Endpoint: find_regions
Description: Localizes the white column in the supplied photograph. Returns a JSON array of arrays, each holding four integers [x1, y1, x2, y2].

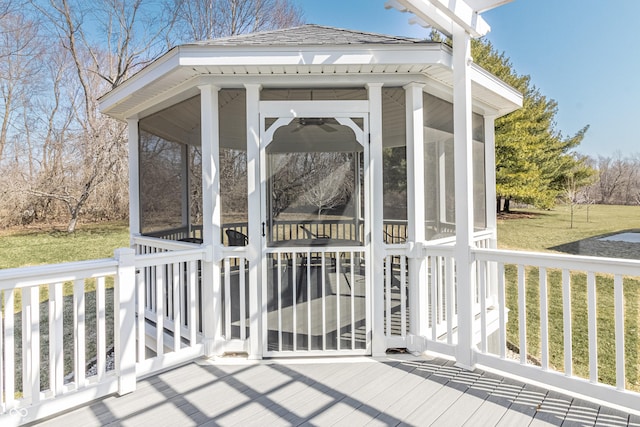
[[127, 118, 140, 244], [199, 84, 222, 356], [452, 28, 476, 369], [245, 83, 262, 359], [367, 83, 386, 356], [404, 82, 428, 352]]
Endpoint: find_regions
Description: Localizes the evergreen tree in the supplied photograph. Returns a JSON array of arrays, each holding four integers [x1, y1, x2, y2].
[[471, 39, 591, 211]]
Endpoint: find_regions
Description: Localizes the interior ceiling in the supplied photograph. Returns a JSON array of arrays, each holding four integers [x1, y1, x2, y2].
[[268, 119, 363, 154], [138, 88, 450, 151]]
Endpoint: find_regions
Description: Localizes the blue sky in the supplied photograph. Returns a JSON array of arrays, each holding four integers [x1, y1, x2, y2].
[[294, 0, 640, 157]]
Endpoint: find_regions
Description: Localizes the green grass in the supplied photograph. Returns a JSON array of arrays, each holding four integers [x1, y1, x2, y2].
[[0, 222, 127, 395], [497, 205, 640, 391], [0, 221, 130, 269], [0, 222, 128, 310], [497, 204, 640, 252]]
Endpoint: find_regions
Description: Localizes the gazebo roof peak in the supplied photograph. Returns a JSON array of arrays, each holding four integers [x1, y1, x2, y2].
[[189, 24, 433, 47]]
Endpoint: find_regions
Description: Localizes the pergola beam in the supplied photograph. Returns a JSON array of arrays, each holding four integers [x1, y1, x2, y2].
[[466, 0, 513, 13], [386, 0, 505, 38]]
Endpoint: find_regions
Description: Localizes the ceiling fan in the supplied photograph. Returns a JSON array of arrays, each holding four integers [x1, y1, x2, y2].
[[292, 117, 338, 133]]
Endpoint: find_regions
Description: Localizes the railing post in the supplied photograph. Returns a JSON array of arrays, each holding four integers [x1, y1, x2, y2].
[[452, 27, 476, 369], [404, 82, 428, 353], [114, 247, 137, 395], [367, 82, 386, 356], [199, 84, 223, 356]]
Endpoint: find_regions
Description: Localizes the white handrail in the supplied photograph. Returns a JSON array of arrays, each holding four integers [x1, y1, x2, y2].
[[474, 247, 640, 276], [0, 258, 118, 289]]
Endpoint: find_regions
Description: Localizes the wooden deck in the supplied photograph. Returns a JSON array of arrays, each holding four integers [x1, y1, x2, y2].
[[35, 355, 638, 427]]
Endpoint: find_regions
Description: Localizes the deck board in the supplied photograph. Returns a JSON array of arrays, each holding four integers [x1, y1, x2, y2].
[[35, 355, 637, 427]]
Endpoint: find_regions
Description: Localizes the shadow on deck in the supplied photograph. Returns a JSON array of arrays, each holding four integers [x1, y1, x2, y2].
[[34, 355, 638, 426]]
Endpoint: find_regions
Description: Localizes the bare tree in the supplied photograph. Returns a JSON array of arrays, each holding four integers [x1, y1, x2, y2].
[[0, 10, 41, 160], [302, 153, 354, 216], [596, 155, 625, 204], [174, 0, 303, 41], [27, 0, 177, 232]]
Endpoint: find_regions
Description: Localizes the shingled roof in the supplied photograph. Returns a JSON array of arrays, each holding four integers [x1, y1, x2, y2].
[[191, 24, 431, 47]]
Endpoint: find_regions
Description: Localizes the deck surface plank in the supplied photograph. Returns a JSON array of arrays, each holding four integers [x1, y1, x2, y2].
[[34, 356, 634, 427], [462, 374, 523, 426]]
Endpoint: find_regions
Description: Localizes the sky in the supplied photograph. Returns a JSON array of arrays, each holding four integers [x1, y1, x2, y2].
[[293, 0, 640, 158]]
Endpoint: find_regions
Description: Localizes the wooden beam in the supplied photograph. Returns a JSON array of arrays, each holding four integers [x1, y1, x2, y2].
[[387, 0, 491, 37], [466, 0, 513, 13]]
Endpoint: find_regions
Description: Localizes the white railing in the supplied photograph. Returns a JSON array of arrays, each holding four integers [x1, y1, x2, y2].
[[133, 245, 206, 377], [264, 246, 368, 356], [381, 231, 494, 351], [220, 247, 250, 346], [0, 241, 208, 425], [472, 248, 640, 411], [0, 252, 129, 425], [382, 246, 408, 346]]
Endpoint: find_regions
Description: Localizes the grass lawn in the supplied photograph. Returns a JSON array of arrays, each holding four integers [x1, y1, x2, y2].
[[497, 204, 640, 252], [497, 204, 640, 391], [0, 222, 128, 394], [0, 221, 130, 269]]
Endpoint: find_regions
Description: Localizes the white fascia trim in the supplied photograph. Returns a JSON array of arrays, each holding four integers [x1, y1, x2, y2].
[[177, 43, 450, 68], [99, 48, 182, 114], [469, 63, 523, 112]]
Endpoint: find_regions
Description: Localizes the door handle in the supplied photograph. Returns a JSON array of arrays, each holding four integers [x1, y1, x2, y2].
[[262, 222, 266, 237]]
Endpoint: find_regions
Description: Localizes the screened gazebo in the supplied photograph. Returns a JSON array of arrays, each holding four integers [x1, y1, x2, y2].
[[99, 23, 521, 362]]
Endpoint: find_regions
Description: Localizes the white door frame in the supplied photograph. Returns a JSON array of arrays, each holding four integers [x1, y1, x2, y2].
[[258, 99, 372, 357]]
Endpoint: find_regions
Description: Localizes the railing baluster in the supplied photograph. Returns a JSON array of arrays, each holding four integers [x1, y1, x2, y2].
[[518, 265, 527, 365], [321, 256, 327, 351], [385, 256, 391, 338], [156, 266, 164, 355], [173, 263, 181, 352], [292, 252, 297, 351], [224, 259, 231, 340], [614, 274, 625, 390], [188, 260, 197, 345], [562, 269, 572, 376], [336, 251, 341, 351], [97, 277, 106, 380], [277, 253, 282, 352], [498, 263, 506, 358], [5, 289, 15, 407], [350, 251, 355, 349], [74, 279, 86, 388], [430, 256, 437, 341], [539, 267, 549, 370], [136, 263, 145, 363], [479, 261, 487, 353], [307, 252, 312, 350], [587, 271, 597, 383], [240, 257, 247, 341], [24, 285, 40, 403], [445, 257, 454, 344], [51, 283, 63, 396], [0, 307, 3, 411], [400, 255, 407, 337]]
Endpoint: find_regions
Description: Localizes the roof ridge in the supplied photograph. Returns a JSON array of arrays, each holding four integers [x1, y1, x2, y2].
[[191, 24, 428, 46], [304, 23, 425, 42]]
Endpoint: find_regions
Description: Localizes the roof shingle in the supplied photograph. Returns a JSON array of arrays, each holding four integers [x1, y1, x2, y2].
[[190, 24, 431, 47]]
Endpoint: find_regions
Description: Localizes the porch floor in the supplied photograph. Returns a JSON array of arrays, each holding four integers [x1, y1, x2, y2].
[[35, 355, 638, 426]]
